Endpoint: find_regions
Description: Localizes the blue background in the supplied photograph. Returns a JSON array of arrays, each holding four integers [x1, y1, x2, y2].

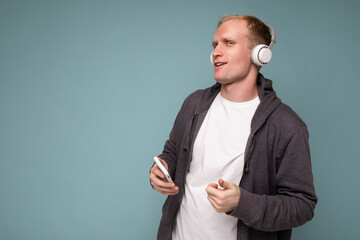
[[1, 0, 359, 239]]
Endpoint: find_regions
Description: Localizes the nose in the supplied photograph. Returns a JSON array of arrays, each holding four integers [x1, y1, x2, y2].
[[212, 46, 223, 61]]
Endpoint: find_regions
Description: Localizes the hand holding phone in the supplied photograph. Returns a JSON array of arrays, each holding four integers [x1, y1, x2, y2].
[[153, 157, 173, 183], [149, 157, 178, 195]]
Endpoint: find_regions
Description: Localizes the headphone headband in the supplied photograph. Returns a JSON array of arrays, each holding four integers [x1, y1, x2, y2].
[[264, 23, 276, 50]]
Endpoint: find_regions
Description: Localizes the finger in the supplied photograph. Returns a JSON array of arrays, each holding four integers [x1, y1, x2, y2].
[[151, 175, 175, 189], [207, 195, 221, 213], [205, 183, 219, 192], [208, 183, 219, 188], [153, 183, 179, 194], [158, 158, 169, 170], [218, 178, 234, 189], [151, 166, 165, 179], [206, 183, 221, 196], [154, 168, 166, 179], [150, 176, 179, 195], [155, 186, 179, 195]]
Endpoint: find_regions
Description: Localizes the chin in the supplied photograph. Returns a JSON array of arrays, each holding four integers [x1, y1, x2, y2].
[[214, 75, 227, 83], [214, 77, 233, 85], [214, 78, 225, 84]]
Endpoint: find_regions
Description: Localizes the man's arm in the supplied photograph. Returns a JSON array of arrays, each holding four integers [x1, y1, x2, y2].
[[232, 126, 317, 231], [149, 91, 200, 194], [149, 116, 180, 195], [206, 126, 317, 231]]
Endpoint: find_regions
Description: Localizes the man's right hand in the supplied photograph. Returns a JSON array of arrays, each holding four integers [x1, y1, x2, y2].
[[149, 158, 179, 195]]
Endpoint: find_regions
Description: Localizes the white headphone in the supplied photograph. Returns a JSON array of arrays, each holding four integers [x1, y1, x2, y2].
[[210, 22, 276, 67]]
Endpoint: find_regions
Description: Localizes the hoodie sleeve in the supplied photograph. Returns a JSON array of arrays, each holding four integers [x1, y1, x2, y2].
[[229, 126, 318, 231], [157, 122, 178, 178], [155, 90, 200, 178]]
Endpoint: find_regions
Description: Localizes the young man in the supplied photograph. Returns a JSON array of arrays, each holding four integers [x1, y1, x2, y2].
[[149, 15, 317, 240]]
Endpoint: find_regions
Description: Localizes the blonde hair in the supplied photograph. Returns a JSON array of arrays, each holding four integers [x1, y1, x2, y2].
[[218, 15, 271, 49]]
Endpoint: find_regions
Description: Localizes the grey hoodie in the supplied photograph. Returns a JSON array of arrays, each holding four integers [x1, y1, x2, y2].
[[156, 73, 318, 240]]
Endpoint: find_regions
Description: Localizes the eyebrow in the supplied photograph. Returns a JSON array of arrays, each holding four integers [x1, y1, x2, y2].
[[212, 38, 235, 47]]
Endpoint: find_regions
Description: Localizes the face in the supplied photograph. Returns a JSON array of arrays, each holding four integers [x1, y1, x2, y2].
[[211, 19, 254, 84]]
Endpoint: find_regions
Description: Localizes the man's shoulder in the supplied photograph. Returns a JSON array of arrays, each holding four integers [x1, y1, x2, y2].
[[269, 102, 308, 133], [182, 83, 220, 106], [187, 83, 220, 98]]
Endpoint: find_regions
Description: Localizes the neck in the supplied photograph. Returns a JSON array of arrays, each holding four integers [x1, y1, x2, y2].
[[220, 72, 259, 102]]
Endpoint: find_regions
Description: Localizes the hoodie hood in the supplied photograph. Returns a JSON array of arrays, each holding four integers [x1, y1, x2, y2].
[[194, 73, 281, 135], [252, 73, 281, 134]]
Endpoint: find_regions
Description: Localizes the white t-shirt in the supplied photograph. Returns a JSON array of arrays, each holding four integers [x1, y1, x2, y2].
[[172, 92, 260, 240]]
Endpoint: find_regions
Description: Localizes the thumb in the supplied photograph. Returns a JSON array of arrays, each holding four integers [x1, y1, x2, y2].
[[208, 183, 219, 188], [218, 178, 234, 189]]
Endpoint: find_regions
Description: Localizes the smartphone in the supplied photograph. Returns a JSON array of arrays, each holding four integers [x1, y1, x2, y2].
[[153, 157, 173, 183]]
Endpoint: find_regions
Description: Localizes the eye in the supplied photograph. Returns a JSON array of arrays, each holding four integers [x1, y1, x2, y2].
[[226, 41, 234, 46]]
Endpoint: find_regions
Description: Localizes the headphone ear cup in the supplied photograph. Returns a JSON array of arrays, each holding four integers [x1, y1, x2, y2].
[[251, 44, 272, 66], [210, 51, 214, 65]]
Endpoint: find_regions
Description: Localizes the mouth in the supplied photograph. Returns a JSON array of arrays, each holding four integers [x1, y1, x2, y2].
[[214, 62, 227, 69]]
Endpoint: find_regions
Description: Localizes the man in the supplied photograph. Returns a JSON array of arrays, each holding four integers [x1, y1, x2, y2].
[[149, 15, 317, 240]]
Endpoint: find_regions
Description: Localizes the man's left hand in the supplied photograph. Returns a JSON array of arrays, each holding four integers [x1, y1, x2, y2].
[[205, 178, 241, 213]]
